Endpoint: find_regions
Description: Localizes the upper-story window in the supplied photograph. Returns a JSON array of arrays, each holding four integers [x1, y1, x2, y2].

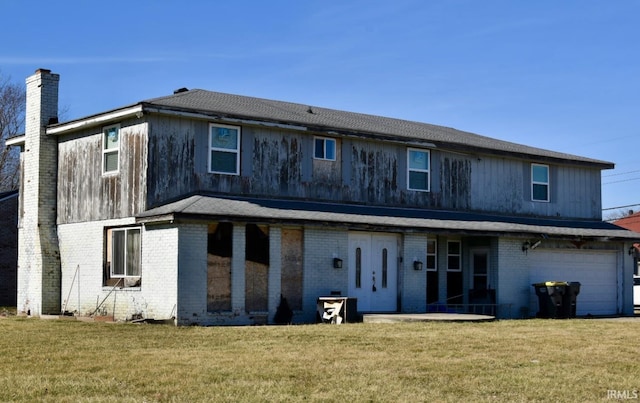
[[531, 163, 550, 202], [209, 123, 241, 175], [407, 148, 430, 191], [314, 137, 336, 161], [102, 124, 120, 174]]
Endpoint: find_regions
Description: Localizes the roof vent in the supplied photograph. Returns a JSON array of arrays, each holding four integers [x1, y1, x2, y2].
[[307, 107, 314, 114], [173, 87, 189, 94]]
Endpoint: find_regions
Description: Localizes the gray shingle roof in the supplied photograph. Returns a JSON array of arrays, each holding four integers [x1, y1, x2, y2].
[[143, 89, 613, 168], [136, 195, 638, 239]]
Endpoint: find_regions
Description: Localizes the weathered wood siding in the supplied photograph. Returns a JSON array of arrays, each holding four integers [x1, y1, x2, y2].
[[437, 153, 472, 210], [143, 114, 602, 219], [147, 116, 199, 206], [57, 120, 147, 224], [346, 139, 402, 204], [248, 127, 306, 197], [470, 156, 523, 215], [469, 157, 602, 219]]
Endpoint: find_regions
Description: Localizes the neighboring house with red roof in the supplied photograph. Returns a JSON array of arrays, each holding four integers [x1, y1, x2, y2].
[[7, 69, 639, 324], [614, 211, 640, 233]]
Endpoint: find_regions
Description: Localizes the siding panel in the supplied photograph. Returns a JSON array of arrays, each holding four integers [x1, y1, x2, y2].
[[140, 115, 604, 219], [57, 120, 147, 223]]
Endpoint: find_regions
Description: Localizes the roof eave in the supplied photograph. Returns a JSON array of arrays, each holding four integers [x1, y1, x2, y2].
[[136, 210, 639, 240], [46, 104, 144, 135], [41, 98, 614, 169], [142, 104, 611, 168], [134, 195, 640, 240], [5, 134, 25, 147]]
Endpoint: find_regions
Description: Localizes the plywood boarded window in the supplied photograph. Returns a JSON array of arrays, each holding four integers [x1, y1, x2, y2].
[[245, 224, 269, 312], [207, 222, 232, 312], [281, 228, 303, 310]]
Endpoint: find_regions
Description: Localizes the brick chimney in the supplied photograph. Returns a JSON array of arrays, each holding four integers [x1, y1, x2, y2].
[[17, 69, 61, 315]]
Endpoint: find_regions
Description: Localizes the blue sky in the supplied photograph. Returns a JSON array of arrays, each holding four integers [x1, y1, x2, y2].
[[1, 0, 638, 218]]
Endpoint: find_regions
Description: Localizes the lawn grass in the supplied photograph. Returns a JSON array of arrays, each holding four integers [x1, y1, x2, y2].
[[1, 316, 639, 402]]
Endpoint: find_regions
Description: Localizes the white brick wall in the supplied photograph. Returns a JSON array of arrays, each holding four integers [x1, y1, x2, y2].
[[176, 223, 207, 324], [56, 219, 636, 324], [143, 224, 179, 320], [496, 237, 533, 318], [301, 227, 348, 322], [59, 219, 179, 322], [401, 233, 428, 313]]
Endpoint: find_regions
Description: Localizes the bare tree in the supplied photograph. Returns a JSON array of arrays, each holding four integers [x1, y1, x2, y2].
[[605, 208, 637, 223], [0, 72, 25, 192]]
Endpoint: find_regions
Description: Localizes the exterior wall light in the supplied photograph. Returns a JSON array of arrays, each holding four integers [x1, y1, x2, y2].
[[522, 240, 542, 254], [413, 260, 423, 271], [333, 257, 343, 269]]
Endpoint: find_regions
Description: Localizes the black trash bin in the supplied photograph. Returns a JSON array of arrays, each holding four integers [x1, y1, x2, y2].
[[562, 282, 581, 318], [532, 282, 568, 318]]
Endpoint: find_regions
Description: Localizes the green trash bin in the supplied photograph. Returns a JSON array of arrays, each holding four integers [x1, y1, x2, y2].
[[562, 282, 581, 318], [532, 281, 568, 318]]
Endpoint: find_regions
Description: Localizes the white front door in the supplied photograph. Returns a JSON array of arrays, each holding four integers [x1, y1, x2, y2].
[[348, 232, 398, 312]]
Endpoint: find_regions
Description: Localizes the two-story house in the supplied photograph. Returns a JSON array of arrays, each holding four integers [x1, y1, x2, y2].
[[9, 69, 638, 325]]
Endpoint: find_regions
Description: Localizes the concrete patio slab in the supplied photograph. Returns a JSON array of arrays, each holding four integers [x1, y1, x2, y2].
[[363, 313, 495, 323]]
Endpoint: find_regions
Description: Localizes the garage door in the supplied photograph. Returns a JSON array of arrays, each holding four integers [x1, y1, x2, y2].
[[529, 250, 618, 316]]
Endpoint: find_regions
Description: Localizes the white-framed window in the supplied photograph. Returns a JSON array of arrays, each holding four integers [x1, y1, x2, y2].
[[105, 227, 141, 287], [531, 163, 550, 202], [426, 239, 437, 271], [209, 123, 241, 175], [314, 137, 336, 161], [447, 241, 461, 272], [102, 124, 120, 174], [471, 250, 489, 290], [407, 148, 430, 191]]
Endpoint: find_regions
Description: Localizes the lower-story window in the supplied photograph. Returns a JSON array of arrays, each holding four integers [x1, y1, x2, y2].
[[104, 227, 141, 287]]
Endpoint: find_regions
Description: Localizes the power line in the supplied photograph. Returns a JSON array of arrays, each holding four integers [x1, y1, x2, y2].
[[602, 177, 640, 185], [602, 203, 640, 211], [602, 169, 640, 178]]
